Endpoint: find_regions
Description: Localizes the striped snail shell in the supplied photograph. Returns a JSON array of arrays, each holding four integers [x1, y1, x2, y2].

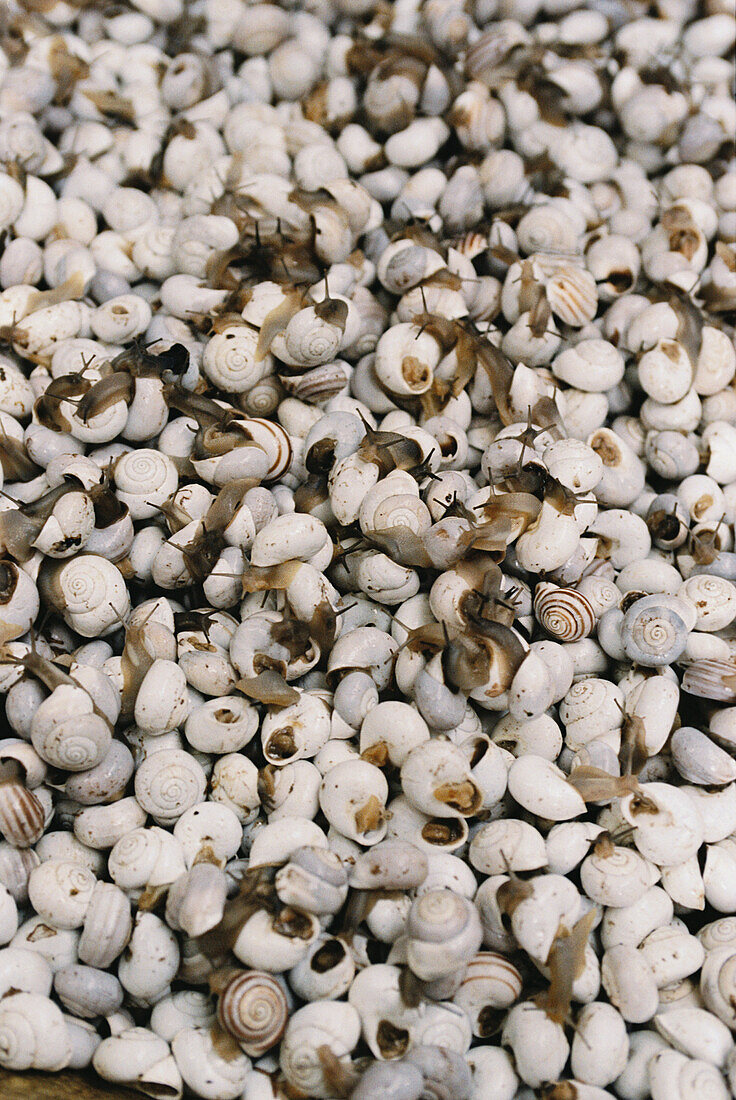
[[240, 418, 292, 481], [533, 582, 596, 642], [279, 361, 350, 404], [217, 970, 288, 1056], [621, 595, 690, 668], [0, 780, 46, 848], [539, 257, 598, 328], [682, 660, 736, 703], [465, 24, 530, 82], [452, 952, 523, 1037]]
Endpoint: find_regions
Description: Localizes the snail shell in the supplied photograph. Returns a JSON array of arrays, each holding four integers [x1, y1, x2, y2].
[[280, 361, 349, 404], [349, 840, 429, 891], [217, 970, 288, 1056], [700, 947, 736, 1028], [54, 964, 123, 1019], [698, 917, 736, 953], [275, 846, 348, 914], [113, 450, 179, 521], [27, 860, 95, 931], [0, 781, 45, 848], [241, 418, 292, 482], [648, 1048, 731, 1100], [671, 726, 736, 786], [621, 595, 690, 667], [452, 952, 523, 1037], [469, 818, 547, 876], [38, 554, 131, 638], [31, 686, 111, 772], [134, 750, 207, 826], [545, 263, 599, 329], [534, 582, 596, 642], [680, 575, 736, 633], [0, 991, 71, 1071], [203, 325, 272, 393], [404, 889, 483, 982], [682, 660, 736, 703], [279, 1001, 361, 1098], [78, 882, 132, 970]]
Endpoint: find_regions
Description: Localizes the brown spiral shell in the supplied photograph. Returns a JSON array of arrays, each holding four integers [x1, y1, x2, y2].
[[534, 582, 596, 642], [239, 418, 292, 482], [217, 970, 288, 1055], [0, 780, 45, 848]]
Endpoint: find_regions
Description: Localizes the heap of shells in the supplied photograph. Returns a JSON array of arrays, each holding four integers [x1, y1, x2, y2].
[[0, 0, 733, 1097]]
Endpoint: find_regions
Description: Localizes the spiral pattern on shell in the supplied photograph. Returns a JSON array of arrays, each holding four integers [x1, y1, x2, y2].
[[371, 494, 433, 536], [517, 208, 580, 255], [242, 377, 283, 417], [699, 918, 736, 952], [40, 555, 130, 637], [241, 418, 292, 481], [283, 313, 342, 368], [33, 714, 111, 772], [108, 828, 163, 889], [0, 993, 70, 1072], [681, 574, 736, 631], [46, 556, 109, 615], [408, 888, 470, 943], [217, 971, 288, 1055], [28, 860, 95, 928], [664, 1054, 735, 1099], [114, 450, 178, 497], [622, 598, 690, 667], [203, 328, 267, 393], [134, 750, 207, 824], [533, 582, 596, 642]]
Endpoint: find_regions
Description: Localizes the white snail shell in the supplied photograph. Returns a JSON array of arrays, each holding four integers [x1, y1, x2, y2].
[[279, 1001, 361, 1099], [114, 450, 179, 521], [30, 686, 111, 772], [38, 555, 130, 638], [78, 882, 132, 970], [27, 859, 95, 931], [134, 750, 207, 826], [0, 992, 71, 1071], [172, 1026, 251, 1100]]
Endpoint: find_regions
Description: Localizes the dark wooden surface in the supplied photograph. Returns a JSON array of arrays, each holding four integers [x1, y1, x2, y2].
[[0, 1069, 143, 1098]]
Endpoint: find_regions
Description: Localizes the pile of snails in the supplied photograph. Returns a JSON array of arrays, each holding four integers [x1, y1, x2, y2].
[[0, 0, 734, 1097]]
